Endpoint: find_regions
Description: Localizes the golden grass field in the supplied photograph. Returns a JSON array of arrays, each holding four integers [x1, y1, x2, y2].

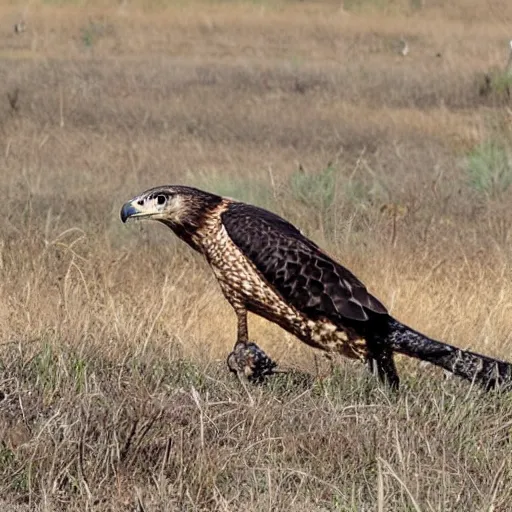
[[2, 0, 512, 510]]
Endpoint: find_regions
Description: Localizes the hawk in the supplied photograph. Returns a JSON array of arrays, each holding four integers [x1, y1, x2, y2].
[[120, 185, 512, 391]]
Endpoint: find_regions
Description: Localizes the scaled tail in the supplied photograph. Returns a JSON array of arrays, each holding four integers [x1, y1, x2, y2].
[[387, 318, 512, 390]]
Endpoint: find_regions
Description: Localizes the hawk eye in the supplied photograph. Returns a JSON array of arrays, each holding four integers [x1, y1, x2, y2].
[[156, 195, 166, 205]]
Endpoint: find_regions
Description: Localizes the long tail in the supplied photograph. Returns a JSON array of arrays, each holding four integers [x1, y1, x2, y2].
[[387, 318, 512, 390]]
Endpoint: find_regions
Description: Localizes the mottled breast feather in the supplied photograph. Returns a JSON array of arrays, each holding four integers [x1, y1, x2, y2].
[[221, 202, 388, 324]]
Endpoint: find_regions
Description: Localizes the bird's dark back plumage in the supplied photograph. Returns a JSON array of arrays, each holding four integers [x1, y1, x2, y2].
[[221, 202, 387, 324]]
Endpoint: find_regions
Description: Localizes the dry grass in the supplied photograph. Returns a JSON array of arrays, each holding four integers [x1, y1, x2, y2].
[[2, 1, 512, 510]]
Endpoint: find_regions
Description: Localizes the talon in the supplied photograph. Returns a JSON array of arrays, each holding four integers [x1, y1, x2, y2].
[[227, 342, 278, 383]]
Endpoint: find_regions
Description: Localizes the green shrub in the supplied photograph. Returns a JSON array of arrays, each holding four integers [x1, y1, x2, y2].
[[489, 70, 512, 96], [289, 163, 379, 212], [465, 140, 512, 197], [288, 163, 384, 238], [290, 164, 337, 214], [189, 170, 276, 209]]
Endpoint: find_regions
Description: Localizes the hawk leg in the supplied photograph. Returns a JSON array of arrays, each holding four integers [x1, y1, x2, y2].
[[366, 340, 400, 391], [226, 309, 277, 382]]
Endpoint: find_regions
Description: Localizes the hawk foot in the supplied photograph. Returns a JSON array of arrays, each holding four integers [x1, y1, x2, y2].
[[227, 342, 278, 383]]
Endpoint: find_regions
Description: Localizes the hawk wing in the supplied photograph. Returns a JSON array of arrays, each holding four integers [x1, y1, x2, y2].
[[221, 202, 388, 323]]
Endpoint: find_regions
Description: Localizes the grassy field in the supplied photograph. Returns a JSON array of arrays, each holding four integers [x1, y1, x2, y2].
[[2, 1, 512, 510]]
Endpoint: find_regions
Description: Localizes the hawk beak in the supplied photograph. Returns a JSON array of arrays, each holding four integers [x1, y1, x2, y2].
[[120, 200, 143, 223]]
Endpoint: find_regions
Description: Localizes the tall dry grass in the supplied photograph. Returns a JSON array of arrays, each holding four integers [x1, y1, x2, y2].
[[1, 1, 512, 510]]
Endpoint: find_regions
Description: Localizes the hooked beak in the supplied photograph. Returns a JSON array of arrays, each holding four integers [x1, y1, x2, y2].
[[120, 199, 147, 223]]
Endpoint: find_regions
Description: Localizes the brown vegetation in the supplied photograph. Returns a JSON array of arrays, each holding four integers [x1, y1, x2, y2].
[[1, 1, 512, 510]]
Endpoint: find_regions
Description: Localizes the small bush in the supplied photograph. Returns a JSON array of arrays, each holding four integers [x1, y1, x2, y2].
[[189, 170, 276, 209], [288, 163, 384, 237], [290, 164, 337, 214], [80, 19, 112, 49], [342, 0, 413, 14], [489, 70, 512, 96], [465, 140, 512, 197]]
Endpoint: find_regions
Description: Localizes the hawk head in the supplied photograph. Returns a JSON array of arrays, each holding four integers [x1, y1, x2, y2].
[[120, 185, 222, 229]]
